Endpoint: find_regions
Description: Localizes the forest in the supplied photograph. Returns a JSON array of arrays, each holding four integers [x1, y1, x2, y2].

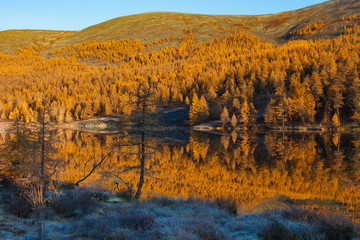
[[0, 19, 360, 128]]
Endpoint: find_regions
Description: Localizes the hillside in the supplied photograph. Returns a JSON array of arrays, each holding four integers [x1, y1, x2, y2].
[[1, 0, 360, 53], [52, 0, 360, 47], [0, 30, 75, 53]]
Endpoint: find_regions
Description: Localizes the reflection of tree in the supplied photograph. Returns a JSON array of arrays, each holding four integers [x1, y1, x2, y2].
[[106, 135, 158, 199], [131, 77, 158, 199], [189, 131, 210, 162], [66, 77, 160, 200], [238, 132, 257, 169], [0, 101, 61, 240], [221, 135, 230, 150], [74, 149, 114, 187], [49, 129, 360, 221]]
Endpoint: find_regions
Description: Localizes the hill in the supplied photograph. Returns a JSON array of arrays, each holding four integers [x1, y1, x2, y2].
[[0, 30, 75, 53], [1, 0, 360, 53], [52, 0, 360, 47]]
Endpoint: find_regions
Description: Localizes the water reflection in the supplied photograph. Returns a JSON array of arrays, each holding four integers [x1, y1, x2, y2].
[[1, 130, 359, 220]]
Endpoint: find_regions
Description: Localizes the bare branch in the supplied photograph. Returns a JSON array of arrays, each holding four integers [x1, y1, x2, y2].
[[75, 150, 113, 187]]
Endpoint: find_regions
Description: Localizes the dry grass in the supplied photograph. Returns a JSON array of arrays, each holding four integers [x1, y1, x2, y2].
[[1, 0, 359, 53], [0, 30, 76, 53]]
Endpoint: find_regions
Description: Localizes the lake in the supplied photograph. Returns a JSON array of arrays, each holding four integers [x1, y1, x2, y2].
[[1, 128, 359, 221]]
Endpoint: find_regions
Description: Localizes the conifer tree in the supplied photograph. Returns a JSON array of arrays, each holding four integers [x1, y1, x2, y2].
[[265, 100, 276, 127], [231, 98, 241, 115], [185, 96, 190, 105], [220, 106, 230, 123], [190, 94, 200, 126], [198, 96, 209, 123], [240, 100, 250, 128]]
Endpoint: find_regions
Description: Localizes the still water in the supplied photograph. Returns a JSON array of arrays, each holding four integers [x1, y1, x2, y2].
[[1, 129, 359, 220]]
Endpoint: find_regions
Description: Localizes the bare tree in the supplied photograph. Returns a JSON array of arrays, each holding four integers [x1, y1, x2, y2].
[[0, 99, 62, 240], [71, 77, 159, 200]]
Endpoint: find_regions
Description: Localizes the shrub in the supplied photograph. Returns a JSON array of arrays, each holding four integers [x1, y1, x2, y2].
[[51, 188, 98, 218], [181, 219, 227, 240], [1, 179, 34, 218], [150, 196, 176, 207], [92, 191, 112, 201], [282, 208, 322, 224], [57, 182, 76, 190], [79, 215, 115, 239], [115, 188, 132, 201], [4, 194, 33, 218], [258, 219, 328, 240], [262, 209, 358, 240], [119, 210, 156, 231], [214, 197, 237, 215], [317, 214, 357, 240], [75, 213, 145, 239], [281, 208, 357, 240], [259, 220, 294, 240]]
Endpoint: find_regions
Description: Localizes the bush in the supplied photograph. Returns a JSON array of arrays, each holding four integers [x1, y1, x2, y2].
[[259, 220, 294, 240], [57, 182, 76, 190], [318, 214, 357, 240], [282, 208, 322, 224], [4, 194, 33, 218], [150, 196, 176, 207], [119, 210, 156, 231], [78, 215, 117, 239], [75, 213, 152, 239], [282, 208, 357, 240], [1, 178, 33, 218], [51, 188, 98, 218], [181, 219, 227, 240], [214, 197, 237, 215], [261, 209, 358, 240], [115, 188, 132, 201]]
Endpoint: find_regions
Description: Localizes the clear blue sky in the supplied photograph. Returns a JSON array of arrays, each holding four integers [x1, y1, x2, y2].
[[0, 0, 327, 31]]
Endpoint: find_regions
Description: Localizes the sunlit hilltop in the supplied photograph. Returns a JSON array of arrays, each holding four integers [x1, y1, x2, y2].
[[1, 0, 360, 53]]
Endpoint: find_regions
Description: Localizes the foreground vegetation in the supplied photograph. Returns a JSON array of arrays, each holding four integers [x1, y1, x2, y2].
[[0, 179, 358, 240]]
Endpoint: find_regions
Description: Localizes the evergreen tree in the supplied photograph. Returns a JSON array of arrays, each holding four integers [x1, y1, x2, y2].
[[240, 100, 250, 128], [198, 96, 209, 123], [190, 95, 209, 125], [265, 100, 276, 127], [231, 98, 241, 115], [220, 106, 230, 123], [190, 94, 200, 126]]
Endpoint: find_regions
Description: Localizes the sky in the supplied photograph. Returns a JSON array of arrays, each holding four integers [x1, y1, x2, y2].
[[0, 0, 327, 31]]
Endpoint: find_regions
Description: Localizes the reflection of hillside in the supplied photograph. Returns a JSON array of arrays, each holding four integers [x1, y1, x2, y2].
[[2, 130, 359, 221]]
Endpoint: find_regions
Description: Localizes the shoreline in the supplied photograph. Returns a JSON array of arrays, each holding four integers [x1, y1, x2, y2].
[[2, 117, 360, 135]]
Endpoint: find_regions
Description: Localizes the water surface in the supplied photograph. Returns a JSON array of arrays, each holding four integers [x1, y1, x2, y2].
[[1, 129, 359, 220]]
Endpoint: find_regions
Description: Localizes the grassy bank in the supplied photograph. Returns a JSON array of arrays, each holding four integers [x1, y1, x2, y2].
[[0, 180, 359, 240]]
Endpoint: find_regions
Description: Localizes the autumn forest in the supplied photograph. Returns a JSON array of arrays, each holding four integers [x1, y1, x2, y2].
[[1, 0, 360, 238], [0, 17, 360, 129]]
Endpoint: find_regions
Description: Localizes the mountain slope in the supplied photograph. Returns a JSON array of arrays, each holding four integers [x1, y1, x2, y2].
[[0, 30, 75, 53], [0, 0, 359, 53], [50, 0, 360, 48]]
